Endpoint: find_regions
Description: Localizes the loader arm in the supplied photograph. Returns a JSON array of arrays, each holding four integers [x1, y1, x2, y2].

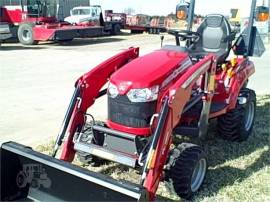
[[53, 47, 140, 161], [142, 55, 216, 198]]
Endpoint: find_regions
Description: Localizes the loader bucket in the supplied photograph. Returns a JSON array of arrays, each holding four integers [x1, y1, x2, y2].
[[0, 142, 148, 201]]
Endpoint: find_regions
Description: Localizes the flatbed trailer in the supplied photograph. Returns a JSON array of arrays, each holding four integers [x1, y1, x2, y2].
[[0, 22, 12, 43], [20, 22, 104, 42], [0, 2, 120, 45], [105, 11, 170, 34], [125, 24, 167, 34], [125, 14, 169, 34]]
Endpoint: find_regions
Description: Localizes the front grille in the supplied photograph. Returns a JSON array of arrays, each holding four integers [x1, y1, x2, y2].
[[108, 95, 157, 128]]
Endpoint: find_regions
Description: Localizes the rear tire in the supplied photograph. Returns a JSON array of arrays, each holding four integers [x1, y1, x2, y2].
[[111, 24, 121, 35], [166, 143, 207, 200], [217, 88, 256, 142], [18, 23, 37, 45]]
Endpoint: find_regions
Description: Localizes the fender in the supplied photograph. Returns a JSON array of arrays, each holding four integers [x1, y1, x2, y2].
[[227, 59, 255, 110]]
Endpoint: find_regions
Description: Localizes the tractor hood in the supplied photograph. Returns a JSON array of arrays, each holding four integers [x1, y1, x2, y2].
[[110, 49, 191, 94]]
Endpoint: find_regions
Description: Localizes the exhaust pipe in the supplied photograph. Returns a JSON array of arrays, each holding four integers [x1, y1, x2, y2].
[[0, 142, 149, 201]]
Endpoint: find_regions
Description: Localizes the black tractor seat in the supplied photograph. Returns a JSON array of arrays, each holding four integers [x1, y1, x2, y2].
[[189, 14, 234, 63], [163, 14, 235, 64]]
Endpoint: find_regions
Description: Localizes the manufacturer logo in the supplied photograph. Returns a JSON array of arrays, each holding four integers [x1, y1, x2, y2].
[[118, 82, 132, 94]]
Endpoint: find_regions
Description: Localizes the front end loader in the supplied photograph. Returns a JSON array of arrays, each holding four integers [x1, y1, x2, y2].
[[1, 142, 148, 201], [1, 0, 269, 201]]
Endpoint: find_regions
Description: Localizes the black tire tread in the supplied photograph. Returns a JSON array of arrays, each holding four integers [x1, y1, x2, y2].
[[167, 143, 207, 200], [111, 24, 121, 35], [18, 23, 37, 45], [76, 121, 106, 166], [217, 88, 256, 142]]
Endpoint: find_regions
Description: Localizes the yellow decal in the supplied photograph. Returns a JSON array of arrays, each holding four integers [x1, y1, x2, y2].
[[147, 150, 157, 170], [227, 68, 235, 78], [208, 75, 216, 91], [230, 57, 238, 67], [222, 64, 227, 71]]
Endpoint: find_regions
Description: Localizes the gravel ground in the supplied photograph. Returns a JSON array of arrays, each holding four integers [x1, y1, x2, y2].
[[0, 33, 269, 146]]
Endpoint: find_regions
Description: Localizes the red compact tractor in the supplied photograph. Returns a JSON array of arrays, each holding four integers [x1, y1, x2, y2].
[[1, 0, 269, 201]]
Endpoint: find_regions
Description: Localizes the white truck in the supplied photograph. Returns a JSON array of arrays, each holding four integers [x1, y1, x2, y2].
[[64, 6, 124, 35], [64, 6, 101, 25], [0, 23, 12, 45]]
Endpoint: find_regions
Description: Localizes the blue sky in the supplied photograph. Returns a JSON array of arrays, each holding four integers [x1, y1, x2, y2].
[[91, 0, 261, 16]]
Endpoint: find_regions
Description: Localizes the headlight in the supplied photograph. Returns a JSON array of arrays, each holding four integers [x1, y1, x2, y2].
[[108, 83, 119, 98], [127, 85, 159, 103]]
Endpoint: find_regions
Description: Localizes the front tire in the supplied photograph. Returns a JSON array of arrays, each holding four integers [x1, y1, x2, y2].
[[111, 24, 121, 35], [18, 23, 38, 45], [217, 88, 256, 142], [77, 152, 94, 165], [76, 122, 106, 166], [166, 143, 207, 200]]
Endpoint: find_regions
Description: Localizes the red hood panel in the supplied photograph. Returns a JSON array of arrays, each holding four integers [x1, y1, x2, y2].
[[110, 49, 190, 93]]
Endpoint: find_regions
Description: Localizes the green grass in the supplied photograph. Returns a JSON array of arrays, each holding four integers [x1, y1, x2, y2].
[[36, 95, 270, 202]]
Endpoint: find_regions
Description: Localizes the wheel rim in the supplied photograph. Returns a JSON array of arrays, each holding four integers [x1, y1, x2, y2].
[[244, 101, 255, 131], [22, 29, 31, 41], [191, 158, 207, 192]]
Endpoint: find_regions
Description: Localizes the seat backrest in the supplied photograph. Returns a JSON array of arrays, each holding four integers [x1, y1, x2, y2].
[[193, 14, 232, 54]]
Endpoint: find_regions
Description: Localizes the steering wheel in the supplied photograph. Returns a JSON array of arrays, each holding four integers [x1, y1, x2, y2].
[[168, 29, 200, 46]]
